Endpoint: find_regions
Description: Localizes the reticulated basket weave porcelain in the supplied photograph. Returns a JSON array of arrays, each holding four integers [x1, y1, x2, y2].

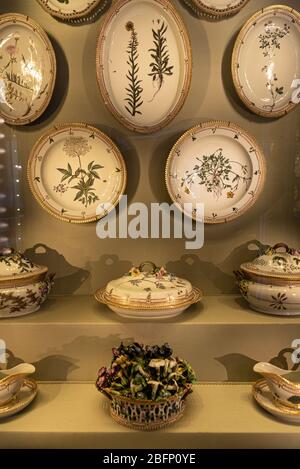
[[235, 243, 300, 316], [107, 388, 190, 431], [0, 247, 54, 318]]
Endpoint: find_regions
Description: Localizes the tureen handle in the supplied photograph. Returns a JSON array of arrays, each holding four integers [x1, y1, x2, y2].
[[272, 243, 290, 253], [139, 261, 158, 273]]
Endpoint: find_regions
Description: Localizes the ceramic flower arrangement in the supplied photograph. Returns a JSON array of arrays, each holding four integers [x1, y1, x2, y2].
[[96, 342, 196, 430]]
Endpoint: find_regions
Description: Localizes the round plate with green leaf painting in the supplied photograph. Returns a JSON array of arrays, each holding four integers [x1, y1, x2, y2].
[[28, 123, 127, 223], [165, 121, 266, 224]]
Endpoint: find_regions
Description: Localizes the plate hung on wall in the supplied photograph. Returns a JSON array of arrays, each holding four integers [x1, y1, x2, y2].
[[0, 14, 56, 125], [232, 5, 300, 118], [36, 0, 107, 20], [165, 121, 266, 224], [182, 0, 249, 18], [96, 0, 192, 133], [28, 123, 127, 224]]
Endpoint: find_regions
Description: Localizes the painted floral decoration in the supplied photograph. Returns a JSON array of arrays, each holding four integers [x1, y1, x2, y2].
[[96, 342, 196, 401]]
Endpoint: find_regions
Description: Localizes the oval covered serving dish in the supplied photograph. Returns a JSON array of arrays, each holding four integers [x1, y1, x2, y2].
[[232, 5, 300, 118], [183, 0, 249, 18], [235, 243, 300, 316], [0, 13, 56, 125], [0, 248, 54, 318], [96, 342, 196, 430], [95, 262, 202, 319], [96, 0, 192, 133]]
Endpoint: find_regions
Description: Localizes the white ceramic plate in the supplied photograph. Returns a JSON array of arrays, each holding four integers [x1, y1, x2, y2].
[[232, 5, 300, 118], [183, 0, 249, 17], [96, 0, 192, 133], [36, 0, 105, 19], [0, 14, 56, 125], [165, 121, 266, 224], [28, 123, 127, 223], [253, 379, 300, 424], [0, 379, 37, 419]]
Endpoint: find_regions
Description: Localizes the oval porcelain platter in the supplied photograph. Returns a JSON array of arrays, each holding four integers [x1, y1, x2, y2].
[[183, 0, 249, 18], [165, 121, 266, 224], [232, 5, 300, 118], [96, 0, 192, 133], [36, 0, 106, 20], [0, 14, 56, 125], [28, 123, 127, 224]]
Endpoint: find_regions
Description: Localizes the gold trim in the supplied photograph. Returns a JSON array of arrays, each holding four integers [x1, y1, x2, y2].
[[253, 379, 300, 417], [27, 123, 127, 224], [94, 286, 202, 311], [241, 265, 300, 284], [184, 0, 249, 18], [0, 13, 56, 126], [0, 267, 48, 288], [96, 0, 192, 134], [110, 404, 185, 431], [0, 378, 37, 416], [165, 120, 266, 224], [232, 5, 300, 119], [36, 0, 104, 20]]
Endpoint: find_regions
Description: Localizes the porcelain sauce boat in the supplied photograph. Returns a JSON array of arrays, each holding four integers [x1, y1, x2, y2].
[[254, 362, 300, 409], [0, 363, 35, 406]]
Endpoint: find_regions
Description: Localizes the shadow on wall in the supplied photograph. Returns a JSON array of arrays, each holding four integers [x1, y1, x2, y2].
[[5, 349, 78, 381], [216, 347, 300, 382], [24, 244, 89, 295], [87, 254, 132, 289], [166, 239, 267, 293]]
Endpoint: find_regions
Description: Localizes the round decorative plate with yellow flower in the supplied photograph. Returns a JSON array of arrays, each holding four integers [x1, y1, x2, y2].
[[165, 121, 266, 224], [28, 123, 127, 223]]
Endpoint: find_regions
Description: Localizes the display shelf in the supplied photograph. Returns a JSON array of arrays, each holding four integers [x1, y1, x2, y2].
[[2, 295, 300, 383], [1, 382, 300, 449], [3, 294, 300, 325]]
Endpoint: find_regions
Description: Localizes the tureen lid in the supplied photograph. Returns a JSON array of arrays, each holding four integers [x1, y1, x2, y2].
[[0, 248, 47, 281], [104, 261, 193, 305], [240, 243, 300, 280]]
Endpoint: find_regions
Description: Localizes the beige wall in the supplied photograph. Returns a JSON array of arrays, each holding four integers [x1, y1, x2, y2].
[[1, 0, 299, 296]]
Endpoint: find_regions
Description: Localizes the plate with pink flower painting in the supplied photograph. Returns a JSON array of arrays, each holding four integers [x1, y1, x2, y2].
[[165, 121, 266, 224], [28, 123, 127, 223], [0, 14, 56, 125]]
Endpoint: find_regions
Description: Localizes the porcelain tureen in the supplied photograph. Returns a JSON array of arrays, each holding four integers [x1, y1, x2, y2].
[[0, 248, 54, 318], [235, 243, 300, 316], [95, 261, 202, 319]]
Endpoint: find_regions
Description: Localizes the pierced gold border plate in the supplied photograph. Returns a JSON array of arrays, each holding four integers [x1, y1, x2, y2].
[[183, 0, 249, 18], [36, 0, 105, 20], [27, 123, 127, 224], [232, 5, 300, 118], [165, 120, 266, 224], [0, 13, 56, 125], [96, 0, 192, 134]]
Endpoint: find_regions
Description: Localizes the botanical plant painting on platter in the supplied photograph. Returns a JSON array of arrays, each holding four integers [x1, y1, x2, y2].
[[0, 16, 55, 124], [234, 7, 300, 116], [99, 0, 187, 129], [28, 125, 126, 223]]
